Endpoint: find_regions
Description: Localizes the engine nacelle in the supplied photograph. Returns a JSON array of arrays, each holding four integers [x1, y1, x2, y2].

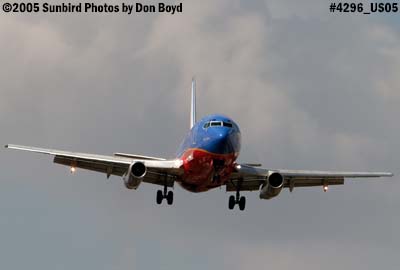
[[123, 162, 147, 189], [259, 172, 284, 200]]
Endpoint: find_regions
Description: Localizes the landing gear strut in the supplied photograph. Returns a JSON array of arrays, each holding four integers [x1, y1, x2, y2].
[[228, 182, 246, 211], [156, 182, 173, 205]]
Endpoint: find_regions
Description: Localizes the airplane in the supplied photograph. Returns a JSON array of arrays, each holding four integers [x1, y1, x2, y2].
[[5, 79, 393, 210]]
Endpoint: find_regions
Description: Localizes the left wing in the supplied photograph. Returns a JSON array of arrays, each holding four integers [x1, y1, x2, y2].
[[5, 144, 183, 188], [227, 163, 393, 194]]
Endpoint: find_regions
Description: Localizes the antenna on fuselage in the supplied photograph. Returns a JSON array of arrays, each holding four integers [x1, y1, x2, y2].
[[190, 77, 196, 129]]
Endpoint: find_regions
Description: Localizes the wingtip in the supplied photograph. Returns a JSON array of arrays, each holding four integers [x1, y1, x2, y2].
[[4, 144, 8, 148]]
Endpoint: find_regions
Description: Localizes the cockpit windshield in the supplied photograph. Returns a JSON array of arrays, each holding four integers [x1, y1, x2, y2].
[[203, 121, 233, 128]]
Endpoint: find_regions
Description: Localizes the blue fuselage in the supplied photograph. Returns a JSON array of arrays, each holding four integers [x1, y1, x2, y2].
[[176, 114, 241, 192], [176, 114, 241, 157]]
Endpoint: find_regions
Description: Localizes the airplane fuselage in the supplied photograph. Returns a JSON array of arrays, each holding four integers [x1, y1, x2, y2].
[[176, 114, 241, 192]]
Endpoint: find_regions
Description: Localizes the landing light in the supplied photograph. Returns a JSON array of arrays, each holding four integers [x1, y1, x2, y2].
[[323, 185, 328, 192], [70, 167, 76, 174]]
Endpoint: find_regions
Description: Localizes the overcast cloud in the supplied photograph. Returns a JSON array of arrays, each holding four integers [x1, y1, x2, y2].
[[0, 0, 399, 269]]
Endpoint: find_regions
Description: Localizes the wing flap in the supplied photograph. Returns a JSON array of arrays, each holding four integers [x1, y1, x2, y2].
[[226, 177, 345, 192], [226, 179, 262, 192], [283, 177, 344, 188], [53, 156, 127, 176]]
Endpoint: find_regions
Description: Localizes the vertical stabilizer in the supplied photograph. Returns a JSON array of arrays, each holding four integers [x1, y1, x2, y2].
[[190, 78, 197, 129]]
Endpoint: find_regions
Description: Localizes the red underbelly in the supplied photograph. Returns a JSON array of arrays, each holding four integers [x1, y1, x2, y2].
[[179, 148, 237, 192]]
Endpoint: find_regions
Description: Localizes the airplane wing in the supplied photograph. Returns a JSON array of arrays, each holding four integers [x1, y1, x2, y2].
[[5, 144, 183, 188], [227, 163, 393, 193]]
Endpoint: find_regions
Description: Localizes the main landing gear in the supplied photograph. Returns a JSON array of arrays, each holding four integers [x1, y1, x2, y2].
[[228, 188, 246, 211], [156, 184, 173, 205]]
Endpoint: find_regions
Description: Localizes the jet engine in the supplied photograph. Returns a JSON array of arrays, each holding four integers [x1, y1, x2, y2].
[[123, 162, 147, 189], [259, 172, 284, 199]]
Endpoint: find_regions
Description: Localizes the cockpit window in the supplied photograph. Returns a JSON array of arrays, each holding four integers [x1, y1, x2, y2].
[[210, 121, 222, 127], [204, 121, 233, 128]]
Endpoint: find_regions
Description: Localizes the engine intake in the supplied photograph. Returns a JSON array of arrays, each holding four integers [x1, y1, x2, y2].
[[259, 172, 284, 200], [131, 162, 146, 178], [123, 162, 147, 189]]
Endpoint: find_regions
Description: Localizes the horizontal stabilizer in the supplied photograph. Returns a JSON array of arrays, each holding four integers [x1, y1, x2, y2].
[[242, 163, 262, 167], [113, 153, 166, 161]]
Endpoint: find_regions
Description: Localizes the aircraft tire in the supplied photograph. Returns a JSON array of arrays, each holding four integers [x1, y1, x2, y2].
[[228, 195, 235, 210], [167, 191, 174, 205], [156, 190, 163, 204], [238, 196, 246, 211]]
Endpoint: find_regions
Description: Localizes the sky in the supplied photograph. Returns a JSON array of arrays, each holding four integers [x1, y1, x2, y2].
[[0, 0, 399, 269]]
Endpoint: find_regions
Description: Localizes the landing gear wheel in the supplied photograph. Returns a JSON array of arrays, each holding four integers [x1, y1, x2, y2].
[[228, 195, 235, 210], [166, 191, 174, 205], [156, 190, 163, 205], [238, 196, 246, 211]]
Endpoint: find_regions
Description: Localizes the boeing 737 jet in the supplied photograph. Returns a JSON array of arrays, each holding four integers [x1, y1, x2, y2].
[[5, 79, 393, 210]]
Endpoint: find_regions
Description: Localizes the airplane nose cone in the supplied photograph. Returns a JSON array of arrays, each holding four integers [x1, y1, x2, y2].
[[209, 128, 234, 154]]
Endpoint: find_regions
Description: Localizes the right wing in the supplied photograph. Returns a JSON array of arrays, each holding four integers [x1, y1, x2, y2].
[[227, 164, 393, 192], [5, 144, 183, 188]]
